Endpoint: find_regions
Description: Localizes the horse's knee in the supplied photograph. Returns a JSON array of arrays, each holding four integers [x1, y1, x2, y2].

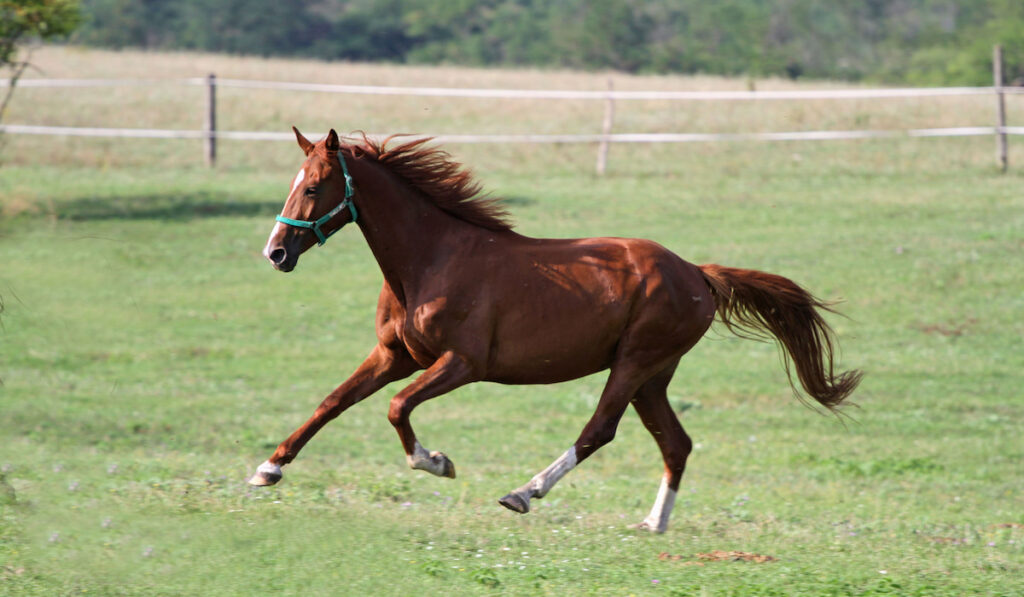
[[387, 397, 407, 427]]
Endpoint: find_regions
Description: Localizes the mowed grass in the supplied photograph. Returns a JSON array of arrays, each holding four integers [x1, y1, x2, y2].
[[0, 47, 1022, 595]]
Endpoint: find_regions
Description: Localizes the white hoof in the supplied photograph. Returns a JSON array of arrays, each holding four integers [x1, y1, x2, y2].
[[248, 461, 282, 486]]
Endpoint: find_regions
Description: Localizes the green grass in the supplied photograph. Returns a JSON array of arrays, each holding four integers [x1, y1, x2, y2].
[[0, 48, 1022, 595]]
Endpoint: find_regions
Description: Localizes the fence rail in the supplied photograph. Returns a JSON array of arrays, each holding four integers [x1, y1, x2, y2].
[[3, 123, 1020, 143], [0, 46, 1017, 172], [3, 76, 1022, 99]]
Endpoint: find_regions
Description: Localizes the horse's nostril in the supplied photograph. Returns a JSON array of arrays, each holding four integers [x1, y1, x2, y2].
[[269, 248, 287, 265]]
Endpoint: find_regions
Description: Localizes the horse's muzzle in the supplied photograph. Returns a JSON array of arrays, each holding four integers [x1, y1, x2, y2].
[[264, 245, 296, 272]]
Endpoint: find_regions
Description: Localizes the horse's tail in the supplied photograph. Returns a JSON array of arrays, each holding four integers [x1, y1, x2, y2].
[[698, 264, 862, 412]]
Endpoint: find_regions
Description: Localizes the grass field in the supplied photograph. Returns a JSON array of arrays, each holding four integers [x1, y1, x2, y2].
[[1, 47, 1022, 595]]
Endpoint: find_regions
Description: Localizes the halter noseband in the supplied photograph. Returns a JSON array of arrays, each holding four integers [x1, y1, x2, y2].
[[275, 152, 357, 246]]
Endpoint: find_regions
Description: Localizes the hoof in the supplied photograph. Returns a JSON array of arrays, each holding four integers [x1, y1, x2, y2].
[[628, 521, 666, 534], [247, 461, 282, 487], [431, 451, 456, 479], [410, 447, 457, 478], [498, 492, 530, 514]]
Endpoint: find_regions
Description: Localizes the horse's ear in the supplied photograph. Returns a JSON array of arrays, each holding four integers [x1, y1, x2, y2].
[[293, 126, 315, 156], [325, 129, 340, 153]]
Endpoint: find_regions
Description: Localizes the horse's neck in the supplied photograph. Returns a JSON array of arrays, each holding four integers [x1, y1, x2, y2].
[[351, 159, 481, 303]]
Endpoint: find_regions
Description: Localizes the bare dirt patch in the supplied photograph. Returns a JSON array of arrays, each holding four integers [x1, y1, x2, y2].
[[659, 550, 778, 565]]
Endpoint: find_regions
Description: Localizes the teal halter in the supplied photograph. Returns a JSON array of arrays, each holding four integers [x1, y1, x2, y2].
[[275, 152, 357, 246]]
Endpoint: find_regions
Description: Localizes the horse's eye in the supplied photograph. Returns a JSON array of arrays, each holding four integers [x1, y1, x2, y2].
[[305, 186, 318, 196]]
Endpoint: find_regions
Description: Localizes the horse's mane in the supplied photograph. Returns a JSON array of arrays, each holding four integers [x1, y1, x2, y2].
[[344, 134, 513, 232]]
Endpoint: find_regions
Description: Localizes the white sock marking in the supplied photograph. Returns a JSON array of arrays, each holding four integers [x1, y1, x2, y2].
[[256, 461, 281, 477], [505, 446, 578, 511], [528, 446, 577, 498], [407, 441, 447, 476], [407, 441, 430, 467], [640, 476, 677, 532]]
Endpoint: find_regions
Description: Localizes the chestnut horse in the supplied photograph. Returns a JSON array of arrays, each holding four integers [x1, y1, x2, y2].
[[249, 128, 861, 533]]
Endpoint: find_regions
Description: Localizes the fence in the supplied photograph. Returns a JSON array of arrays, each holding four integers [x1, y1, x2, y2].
[[1, 46, 1019, 173]]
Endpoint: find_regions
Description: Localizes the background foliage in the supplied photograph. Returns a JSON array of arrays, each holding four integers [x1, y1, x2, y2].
[[71, 0, 1024, 84], [1, 0, 79, 65], [0, 0, 80, 120]]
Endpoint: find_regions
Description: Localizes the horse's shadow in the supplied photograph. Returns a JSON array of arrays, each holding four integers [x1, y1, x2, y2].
[[500, 195, 534, 208], [45, 193, 532, 223], [51, 193, 282, 222]]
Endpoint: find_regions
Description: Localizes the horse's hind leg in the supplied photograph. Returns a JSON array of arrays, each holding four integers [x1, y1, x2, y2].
[[498, 363, 651, 514], [628, 361, 692, 533]]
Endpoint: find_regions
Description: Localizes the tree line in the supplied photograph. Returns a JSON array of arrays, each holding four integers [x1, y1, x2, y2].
[[72, 0, 1023, 85]]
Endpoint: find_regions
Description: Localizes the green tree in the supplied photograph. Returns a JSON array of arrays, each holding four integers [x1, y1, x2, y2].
[[310, 0, 414, 62], [64, 0, 1024, 84], [1, 0, 80, 120], [176, 0, 321, 56], [73, 0, 178, 49]]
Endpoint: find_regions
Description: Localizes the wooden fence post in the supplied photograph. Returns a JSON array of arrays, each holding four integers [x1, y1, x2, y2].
[[993, 45, 1007, 172], [204, 73, 217, 167], [595, 78, 615, 175]]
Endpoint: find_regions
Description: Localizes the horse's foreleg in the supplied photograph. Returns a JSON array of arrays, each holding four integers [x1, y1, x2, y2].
[[387, 351, 477, 479], [498, 365, 647, 514], [248, 344, 419, 486], [628, 363, 691, 533]]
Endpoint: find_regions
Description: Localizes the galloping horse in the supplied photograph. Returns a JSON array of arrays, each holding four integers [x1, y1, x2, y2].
[[249, 128, 862, 533]]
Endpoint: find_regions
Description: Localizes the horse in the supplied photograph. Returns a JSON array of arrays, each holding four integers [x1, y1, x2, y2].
[[248, 127, 862, 533]]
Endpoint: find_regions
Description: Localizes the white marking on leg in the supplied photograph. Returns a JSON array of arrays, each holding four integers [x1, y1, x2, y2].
[[248, 460, 283, 486], [257, 461, 282, 477], [407, 441, 432, 470], [639, 476, 677, 533], [407, 441, 452, 477], [528, 446, 577, 498], [503, 446, 577, 511]]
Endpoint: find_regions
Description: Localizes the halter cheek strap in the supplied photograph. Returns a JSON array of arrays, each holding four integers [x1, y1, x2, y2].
[[275, 152, 357, 246]]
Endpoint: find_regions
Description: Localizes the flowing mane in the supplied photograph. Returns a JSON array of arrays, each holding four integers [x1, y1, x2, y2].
[[345, 134, 513, 232]]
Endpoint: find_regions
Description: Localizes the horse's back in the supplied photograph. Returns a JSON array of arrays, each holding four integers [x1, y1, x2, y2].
[[478, 234, 714, 383]]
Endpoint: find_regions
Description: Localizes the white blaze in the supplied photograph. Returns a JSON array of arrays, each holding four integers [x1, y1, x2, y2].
[[263, 221, 285, 259], [291, 168, 306, 193], [263, 168, 305, 259]]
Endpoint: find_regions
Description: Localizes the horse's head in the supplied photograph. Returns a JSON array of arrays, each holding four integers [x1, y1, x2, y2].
[[263, 127, 358, 272]]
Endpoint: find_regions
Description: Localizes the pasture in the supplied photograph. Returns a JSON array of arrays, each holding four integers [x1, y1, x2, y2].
[[1, 47, 1022, 595]]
